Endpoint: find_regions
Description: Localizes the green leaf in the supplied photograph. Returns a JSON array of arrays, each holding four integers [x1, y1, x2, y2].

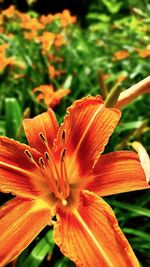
[[19, 230, 54, 267], [54, 257, 75, 267], [5, 98, 22, 139], [87, 13, 110, 22], [109, 200, 150, 218], [0, 120, 6, 135], [63, 75, 73, 89], [117, 120, 147, 133], [101, 0, 123, 14], [123, 228, 150, 242]]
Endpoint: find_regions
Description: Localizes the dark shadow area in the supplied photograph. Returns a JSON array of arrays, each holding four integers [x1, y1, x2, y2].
[[0, 0, 91, 25]]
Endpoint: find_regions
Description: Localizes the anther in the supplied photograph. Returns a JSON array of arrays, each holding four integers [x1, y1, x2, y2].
[[45, 152, 50, 160], [24, 150, 37, 165], [39, 132, 47, 143], [61, 148, 66, 162], [39, 157, 45, 168], [62, 199, 68, 206], [24, 150, 34, 161], [62, 130, 65, 143]]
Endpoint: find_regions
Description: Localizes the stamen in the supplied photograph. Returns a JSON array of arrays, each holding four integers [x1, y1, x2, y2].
[[62, 158, 70, 197], [44, 152, 62, 199], [61, 148, 66, 162], [39, 156, 61, 198], [39, 132, 47, 143], [62, 199, 68, 206], [25, 149, 60, 199], [39, 157, 45, 168], [62, 130, 65, 143], [24, 149, 38, 166], [60, 148, 70, 198], [25, 149, 33, 159], [24, 149, 40, 170], [45, 152, 50, 160], [39, 132, 67, 200]]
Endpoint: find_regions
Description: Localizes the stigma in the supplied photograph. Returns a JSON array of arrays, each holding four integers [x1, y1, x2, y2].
[[62, 199, 68, 206]]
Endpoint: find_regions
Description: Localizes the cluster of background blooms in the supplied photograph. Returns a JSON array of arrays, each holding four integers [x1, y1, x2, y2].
[[0, 5, 75, 110]]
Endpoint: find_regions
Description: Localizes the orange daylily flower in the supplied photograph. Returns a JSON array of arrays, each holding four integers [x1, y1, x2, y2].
[[113, 50, 130, 60], [0, 43, 9, 53], [0, 44, 14, 72], [16, 10, 30, 23], [2, 5, 15, 18], [0, 96, 149, 266], [33, 85, 70, 108], [40, 14, 55, 25], [23, 30, 38, 41], [59, 10, 77, 28], [48, 54, 64, 62], [48, 65, 64, 80], [21, 18, 44, 31], [0, 14, 3, 25], [135, 46, 150, 58], [0, 26, 4, 33], [38, 32, 56, 53], [54, 33, 66, 47], [50, 10, 76, 28]]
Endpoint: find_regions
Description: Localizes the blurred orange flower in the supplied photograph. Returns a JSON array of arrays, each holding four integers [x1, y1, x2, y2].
[[2, 5, 15, 18], [40, 14, 54, 25], [135, 47, 150, 58], [38, 32, 56, 53], [21, 18, 44, 31], [59, 10, 77, 27], [54, 33, 66, 47], [0, 26, 4, 33], [48, 54, 64, 62], [0, 96, 149, 266], [48, 65, 64, 80], [113, 50, 130, 60], [0, 44, 14, 72], [16, 11, 30, 23], [33, 85, 70, 108], [0, 15, 3, 25], [24, 31, 38, 41]]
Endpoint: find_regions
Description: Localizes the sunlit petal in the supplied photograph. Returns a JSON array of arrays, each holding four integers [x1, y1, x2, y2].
[[54, 96, 121, 181], [0, 197, 51, 265], [87, 151, 149, 196], [132, 141, 150, 184], [54, 190, 139, 267], [0, 137, 49, 198], [23, 109, 58, 155]]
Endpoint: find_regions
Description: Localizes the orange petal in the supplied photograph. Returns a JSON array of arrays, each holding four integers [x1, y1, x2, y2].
[[87, 151, 149, 196], [0, 137, 49, 198], [115, 76, 150, 109], [132, 141, 150, 184], [0, 197, 51, 266], [54, 190, 139, 267], [54, 96, 121, 180], [48, 88, 70, 108], [23, 109, 58, 155]]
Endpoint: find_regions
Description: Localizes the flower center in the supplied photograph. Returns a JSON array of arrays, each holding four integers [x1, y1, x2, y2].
[[24, 131, 70, 205]]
